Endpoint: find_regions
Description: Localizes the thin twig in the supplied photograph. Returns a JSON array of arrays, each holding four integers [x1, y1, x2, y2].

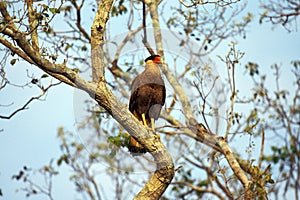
[[142, 0, 155, 55], [0, 82, 61, 119], [258, 127, 265, 168]]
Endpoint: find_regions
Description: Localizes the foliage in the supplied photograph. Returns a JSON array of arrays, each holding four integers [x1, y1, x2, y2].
[[0, 0, 299, 199]]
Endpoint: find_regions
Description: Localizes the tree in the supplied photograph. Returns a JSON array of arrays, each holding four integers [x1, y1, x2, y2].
[[260, 0, 300, 31], [0, 0, 299, 199]]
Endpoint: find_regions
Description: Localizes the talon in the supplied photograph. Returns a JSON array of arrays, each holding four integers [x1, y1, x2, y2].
[[142, 113, 148, 127], [156, 133, 160, 140], [151, 118, 155, 132]]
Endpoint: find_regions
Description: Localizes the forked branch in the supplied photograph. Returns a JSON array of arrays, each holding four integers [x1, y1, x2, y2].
[[145, 1, 252, 199], [0, 1, 174, 199]]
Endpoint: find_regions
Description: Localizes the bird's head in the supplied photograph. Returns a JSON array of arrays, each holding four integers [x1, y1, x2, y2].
[[145, 55, 161, 65]]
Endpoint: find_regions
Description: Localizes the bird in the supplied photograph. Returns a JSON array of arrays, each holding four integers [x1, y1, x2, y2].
[[128, 55, 166, 153]]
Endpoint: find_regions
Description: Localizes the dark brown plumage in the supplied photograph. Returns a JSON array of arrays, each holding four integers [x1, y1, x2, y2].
[[129, 55, 165, 127], [128, 55, 166, 153]]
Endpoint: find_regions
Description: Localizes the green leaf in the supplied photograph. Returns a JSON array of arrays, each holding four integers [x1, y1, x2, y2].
[[268, 179, 275, 184], [49, 7, 60, 14], [43, 12, 49, 18], [245, 62, 259, 76], [272, 156, 279, 164], [57, 154, 69, 166], [81, 45, 87, 51], [271, 146, 278, 152], [10, 58, 16, 66], [265, 174, 275, 184], [109, 149, 117, 158], [41, 74, 49, 78], [198, 180, 208, 187]]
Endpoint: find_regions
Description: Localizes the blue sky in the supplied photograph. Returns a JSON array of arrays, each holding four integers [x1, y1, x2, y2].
[[1, 1, 299, 199]]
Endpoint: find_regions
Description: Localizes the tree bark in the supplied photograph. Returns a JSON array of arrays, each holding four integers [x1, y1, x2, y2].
[[145, 1, 252, 198], [0, 1, 174, 199], [91, 2, 174, 198], [91, 0, 113, 82], [0, 1, 255, 199]]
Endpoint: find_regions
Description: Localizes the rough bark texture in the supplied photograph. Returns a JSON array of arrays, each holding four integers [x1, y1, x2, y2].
[[91, 0, 113, 82], [145, 1, 252, 199], [95, 86, 174, 200], [90, 2, 174, 199], [0, 1, 255, 199], [0, 1, 174, 199]]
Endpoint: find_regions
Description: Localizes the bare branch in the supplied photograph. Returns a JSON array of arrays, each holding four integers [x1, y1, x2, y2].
[[0, 82, 61, 119], [146, 0, 194, 120], [70, 0, 91, 42], [145, 2, 252, 198], [0, 36, 35, 64], [178, 0, 241, 8], [172, 181, 226, 199], [258, 127, 265, 168], [260, 0, 300, 31], [2, 1, 288, 199], [142, 1, 155, 55]]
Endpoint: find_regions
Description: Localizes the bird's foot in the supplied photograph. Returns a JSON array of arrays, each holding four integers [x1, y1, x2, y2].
[[142, 113, 148, 127], [156, 133, 160, 140], [151, 118, 155, 132]]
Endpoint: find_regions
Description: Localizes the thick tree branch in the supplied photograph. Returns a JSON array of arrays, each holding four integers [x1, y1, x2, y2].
[[0, 3, 75, 87], [146, 0, 194, 120], [1, 1, 174, 199], [93, 83, 174, 200], [0, 36, 75, 86], [0, 1, 258, 199], [217, 138, 251, 193], [91, 0, 113, 82], [188, 119, 252, 199], [91, 1, 174, 199], [26, 0, 39, 52], [145, 1, 252, 198], [0, 36, 34, 64]]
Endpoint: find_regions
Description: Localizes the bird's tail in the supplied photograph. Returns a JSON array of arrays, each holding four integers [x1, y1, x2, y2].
[[128, 137, 147, 155], [127, 111, 148, 154]]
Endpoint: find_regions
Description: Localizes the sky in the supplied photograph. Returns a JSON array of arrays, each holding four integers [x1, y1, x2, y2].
[[0, 0, 300, 199]]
